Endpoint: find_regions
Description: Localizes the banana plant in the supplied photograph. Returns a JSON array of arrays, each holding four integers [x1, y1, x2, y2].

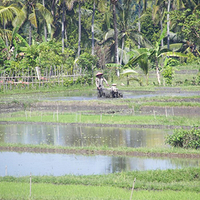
[[125, 25, 188, 85]]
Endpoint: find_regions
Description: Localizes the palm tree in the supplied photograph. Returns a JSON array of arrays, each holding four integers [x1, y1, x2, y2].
[[77, 0, 82, 57], [0, 4, 23, 46], [58, 0, 75, 53], [155, 0, 185, 49], [124, 48, 151, 85], [110, 0, 119, 66], [42, 0, 47, 41], [91, 0, 107, 55], [14, 0, 53, 46], [117, 0, 141, 65]]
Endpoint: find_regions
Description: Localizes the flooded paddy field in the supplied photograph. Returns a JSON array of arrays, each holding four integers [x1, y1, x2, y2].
[[0, 124, 170, 148], [1, 151, 200, 177], [0, 88, 200, 177], [1, 88, 200, 117], [0, 123, 200, 177]]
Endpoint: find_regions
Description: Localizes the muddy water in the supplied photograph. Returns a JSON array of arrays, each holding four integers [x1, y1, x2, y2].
[[0, 124, 171, 148], [1, 151, 200, 177], [42, 90, 200, 101]]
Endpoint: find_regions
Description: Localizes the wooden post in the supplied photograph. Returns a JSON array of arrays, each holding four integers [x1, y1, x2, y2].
[[165, 107, 168, 117], [57, 109, 59, 122], [30, 173, 32, 197], [153, 110, 156, 119], [5, 165, 7, 176], [28, 68, 29, 89], [130, 178, 136, 200]]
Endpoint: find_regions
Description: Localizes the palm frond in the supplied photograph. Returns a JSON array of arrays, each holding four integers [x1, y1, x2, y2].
[[104, 29, 114, 41], [159, 52, 188, 58], [36, 3, 53, 24], [162, 43, 183, 52], [12, 7, 26, 29], [0, 5, 19, 24], [29, 10, 37, 28], [158, 25, 167, 45], [121, 68, 138, 76], [126, 52, 148, 67]]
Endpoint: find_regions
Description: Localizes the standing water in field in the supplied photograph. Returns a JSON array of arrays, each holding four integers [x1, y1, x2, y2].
[[0, 151, 200, 177], [0, 124, 171, 148]]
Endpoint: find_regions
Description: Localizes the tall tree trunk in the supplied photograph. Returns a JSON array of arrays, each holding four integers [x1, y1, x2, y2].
[[91, 0, 95, 55], [138, 1, 141, 49], [29, 22, 32, 46], [91, 0, 96, 84], [3, 19, 8, 47], [167, 0, 171, 49], [62, 2, 65, 53], [42, 0, 47, 41], [78, 1, 81, 57], [160, 18, 163, 47], [112, 2, 119, 76], [155, 57, 161, 85], [120, 34, 125, 65], [51, 0, 56, 22]]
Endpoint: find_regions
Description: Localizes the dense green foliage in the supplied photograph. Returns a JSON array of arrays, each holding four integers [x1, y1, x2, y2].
[[1, 0, 200, 86], [166, 128, 200, 149]]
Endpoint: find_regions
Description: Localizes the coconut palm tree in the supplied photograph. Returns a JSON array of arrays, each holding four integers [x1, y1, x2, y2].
[[14, 0, 53, 46], [155, 0, 185, 49], [0, 4, 23, 46], [91, 0, 107, 55], [110, 0, 119, 67]]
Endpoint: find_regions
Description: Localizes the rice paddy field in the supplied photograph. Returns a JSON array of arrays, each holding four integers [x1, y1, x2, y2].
[[1, 75, 200, 199]]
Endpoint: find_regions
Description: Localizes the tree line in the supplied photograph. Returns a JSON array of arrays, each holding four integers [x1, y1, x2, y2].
[[0, 0, 200, 85]]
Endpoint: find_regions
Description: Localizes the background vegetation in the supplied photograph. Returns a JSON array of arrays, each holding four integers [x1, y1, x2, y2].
[[1, 0, 200, 90]]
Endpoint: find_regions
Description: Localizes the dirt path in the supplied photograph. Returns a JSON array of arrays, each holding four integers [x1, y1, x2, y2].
[[1, 98, 200, 116]]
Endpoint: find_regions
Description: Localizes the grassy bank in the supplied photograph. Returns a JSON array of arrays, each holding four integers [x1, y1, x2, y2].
[[1, 111, 200, 127], [0, 167, 200, 199], [1, 143, 200, 157]]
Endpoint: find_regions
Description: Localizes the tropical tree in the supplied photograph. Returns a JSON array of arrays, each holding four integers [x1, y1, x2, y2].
[[0, 4, 23, 46], [124, 48, 151, 85], [14, 0, 53, 46], [125, 26, 187, 85], [91, 0, 107, 55], [110, 0, 119, 67]]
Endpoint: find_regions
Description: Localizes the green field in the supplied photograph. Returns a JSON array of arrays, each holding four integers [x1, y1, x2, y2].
[[1, 182, 200, 200], [1, 167, 200, 199], [1, 111, 200, 127]]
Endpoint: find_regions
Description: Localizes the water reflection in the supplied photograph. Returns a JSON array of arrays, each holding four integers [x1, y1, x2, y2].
[[0, 151, 199, 177], [42, 91, 200, 101], [0, 124, 171, 148]]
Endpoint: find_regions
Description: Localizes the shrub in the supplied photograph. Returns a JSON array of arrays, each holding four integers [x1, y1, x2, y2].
[[63, 78, 74, 87], [165, 128, 200, 149], [162, 66, 174, 85]]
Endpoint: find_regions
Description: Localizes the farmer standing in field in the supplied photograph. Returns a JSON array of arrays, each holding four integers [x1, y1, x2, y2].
[[95, 72, 109, 97]]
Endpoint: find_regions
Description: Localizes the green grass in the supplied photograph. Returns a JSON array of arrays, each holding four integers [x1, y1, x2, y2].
[[1, 111, 200, 127], [1, 167, 200, 199], [140, 101, 200, 107], [1, 182, 200, 200], [1, 143, 200, 156]]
